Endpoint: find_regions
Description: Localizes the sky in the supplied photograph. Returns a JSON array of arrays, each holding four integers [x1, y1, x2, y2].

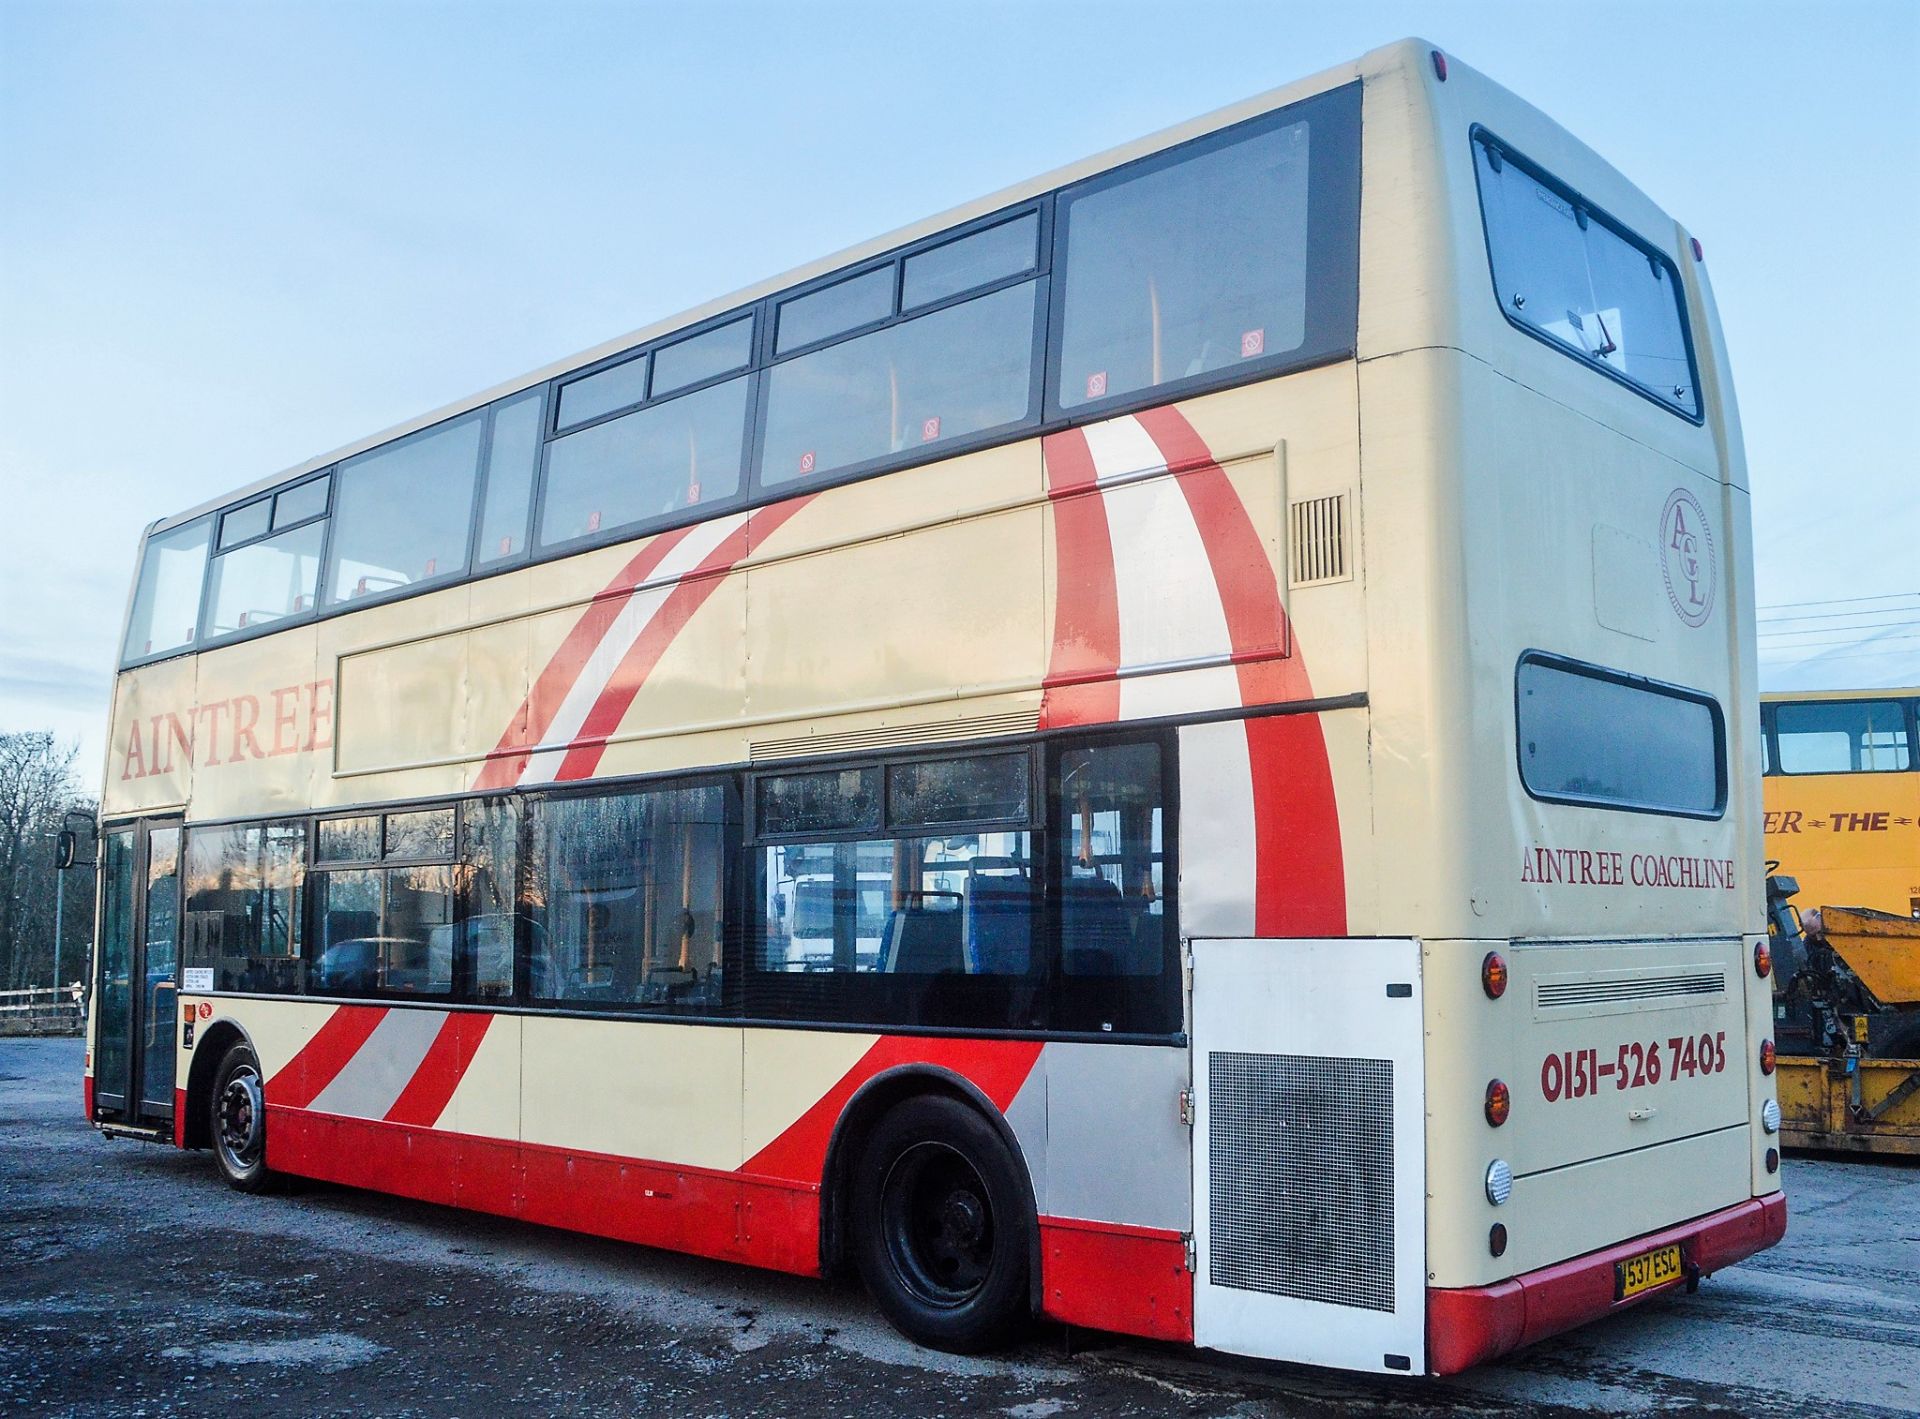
[[2, 0, 1916, 782]]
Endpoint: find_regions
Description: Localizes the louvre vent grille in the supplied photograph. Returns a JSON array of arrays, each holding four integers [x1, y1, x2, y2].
[[1537, 970, 1725, 1008], [1288, 493, 1349, 586], [1208, 1051, 1395, 1312], [750, 710, 1037, 762]]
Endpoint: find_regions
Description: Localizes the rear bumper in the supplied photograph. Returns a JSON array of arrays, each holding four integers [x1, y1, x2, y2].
[[1426, 1192, 1787, 1375]]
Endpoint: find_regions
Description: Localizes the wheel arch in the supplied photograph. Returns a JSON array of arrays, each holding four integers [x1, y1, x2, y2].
[[180, 1018, 257, 1151], [818, 1063, 1043, 1314]]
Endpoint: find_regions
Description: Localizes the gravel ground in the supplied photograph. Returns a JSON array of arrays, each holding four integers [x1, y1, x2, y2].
[[4, 1036, 1917, 1417]]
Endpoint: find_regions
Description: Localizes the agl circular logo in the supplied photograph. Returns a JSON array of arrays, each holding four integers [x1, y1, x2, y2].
[[1660, 488, 1716, 627]]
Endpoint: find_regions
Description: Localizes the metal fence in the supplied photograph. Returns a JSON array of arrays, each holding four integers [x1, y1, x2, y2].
[[0, 983, 85, 1036]]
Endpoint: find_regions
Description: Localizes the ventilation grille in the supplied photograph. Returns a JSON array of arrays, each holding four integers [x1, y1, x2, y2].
[[1208, 1051, 1395, 1312], [1288, 493, 1350, 586], [1536, 969, 1725, 1008], [750, 710, 1038, 762]]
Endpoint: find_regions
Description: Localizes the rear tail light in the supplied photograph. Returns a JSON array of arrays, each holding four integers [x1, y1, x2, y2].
[[1760, 1039, 1776, 1074], [1481, 951, 1509, 1000], [1754, 940, 1772, 978], [1485, 1079, 1511, 1127]]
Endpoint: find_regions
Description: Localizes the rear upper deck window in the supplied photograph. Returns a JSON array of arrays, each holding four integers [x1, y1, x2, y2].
[[1774, 699, 1912, 774], [1052, 83, 1361, 414], [1473, 132, 1700, 419], [1516, 654, 1724, 817]]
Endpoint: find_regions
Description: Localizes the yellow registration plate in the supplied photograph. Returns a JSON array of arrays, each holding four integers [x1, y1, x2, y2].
[[1615, 1243, 1684, 1301]]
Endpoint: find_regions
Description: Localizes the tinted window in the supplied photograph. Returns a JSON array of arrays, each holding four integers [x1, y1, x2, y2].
[[203, 522, 325, 636], [476, 392, 541, 566], [1054, 741, 1174, 1032], [460, 797, 521, 1000], [386, 808, 455, 859], [652, 317, 753, 397], [326, 417, 481, 604], [124, 518, 211, 661], [182, 822, 306, 995], [888, 753, 1029, 828], [272, 476, 329, 530], [556, 353, 648, 430], [757, 832, 1035, 981], [1776, 700, 1912, 774], [903, 214, 1038, 310], [311, 865, 456, 996], [526, 783, 730, 1011], [762, 281, 1038, 485], [1517, 656, 1723, 815], [219, 499, 271, 549], [539, 376, 749, 547], [776, 266, 894, 353], [757, 766, 881, 837], [317, 815, 380, 863], [1475, 135, 1699, 417], [1057, 118, 1312, 409]]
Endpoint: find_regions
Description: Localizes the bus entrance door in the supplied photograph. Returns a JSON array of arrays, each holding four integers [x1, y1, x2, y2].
[[90, 818, 183, 1133], [1189, 936, 1427, 1375]]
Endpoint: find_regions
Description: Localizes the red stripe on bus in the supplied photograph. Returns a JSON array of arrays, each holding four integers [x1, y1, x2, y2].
[[383, 1011, 494, 1128], [1133, 406, 1346, 935], [550, 496, 814, 781], [1244, 713, 1348, 935], [1039, 428, 1122, 727], [1132, 404, 1313, 707], [472, 525, 700, 790], [740, 1035, 1045, 1184], [267, 1005, 388, 1109]]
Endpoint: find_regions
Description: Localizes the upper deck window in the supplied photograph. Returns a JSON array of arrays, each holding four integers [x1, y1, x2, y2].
[[124, 517, 212, 661], [1775, 700, 1912, 774], [1052, 86, 1360, 414], [1516, 654, 1724, 817], [1473, 132, 1700, 419], [761, 281, 1039, 486], [325, 415, 482, 605], [539, 375, 750, 549]]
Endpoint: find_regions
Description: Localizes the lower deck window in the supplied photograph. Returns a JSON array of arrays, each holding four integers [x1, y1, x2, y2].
[[1516, 653, 1724, 817]]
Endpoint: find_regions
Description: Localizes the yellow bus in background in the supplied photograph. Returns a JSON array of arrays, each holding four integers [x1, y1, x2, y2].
[[1761, 690, 1920, 920]]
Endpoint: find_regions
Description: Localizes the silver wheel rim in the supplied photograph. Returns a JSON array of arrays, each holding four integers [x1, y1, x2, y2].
[[215, 1064, 264, 1173]]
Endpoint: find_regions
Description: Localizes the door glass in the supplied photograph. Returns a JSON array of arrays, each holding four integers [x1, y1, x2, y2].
[[95, 828, 137, 1105], [141, 827, 182, 1110]]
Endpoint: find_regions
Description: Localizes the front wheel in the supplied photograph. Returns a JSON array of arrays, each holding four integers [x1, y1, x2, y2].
[[210, 1043, 277, 1193], [850, 1095, 1031, 1353]]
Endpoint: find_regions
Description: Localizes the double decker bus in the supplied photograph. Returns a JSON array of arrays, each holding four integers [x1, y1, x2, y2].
[[86, 39, 1783, 1375]]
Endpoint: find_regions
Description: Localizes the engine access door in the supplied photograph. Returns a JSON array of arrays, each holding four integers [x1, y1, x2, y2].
[[1191, 936, 1426, 1374]]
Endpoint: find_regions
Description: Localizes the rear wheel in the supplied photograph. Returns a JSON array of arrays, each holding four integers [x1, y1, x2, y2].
[[850, 1095, 1030, 1353], [210, 1043, 277, 1193]]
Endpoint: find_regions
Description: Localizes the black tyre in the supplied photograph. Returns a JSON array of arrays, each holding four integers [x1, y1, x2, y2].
[[849, 1095, 1031, 1353], [210, 1043, 277, 1193]]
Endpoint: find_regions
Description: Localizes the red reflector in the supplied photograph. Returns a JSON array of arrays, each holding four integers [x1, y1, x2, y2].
[[1489, 1222, 1507, 1257], [1754, 940, 1773, 979], [1766, 1148, 1779, 1174], [1431, 49, 1448, 81], [1482, 951, 1508, 1000], [1760, 1040, 1776, 1074], [1485, 1079, 1511, 1127], [1690, 236, 1704, 262]]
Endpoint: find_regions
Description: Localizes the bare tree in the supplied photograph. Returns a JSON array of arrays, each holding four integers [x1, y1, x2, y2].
[[0, 733, 96, 990]]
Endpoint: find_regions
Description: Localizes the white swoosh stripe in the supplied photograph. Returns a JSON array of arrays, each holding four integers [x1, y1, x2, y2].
[[519, 512, 747, 784]]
